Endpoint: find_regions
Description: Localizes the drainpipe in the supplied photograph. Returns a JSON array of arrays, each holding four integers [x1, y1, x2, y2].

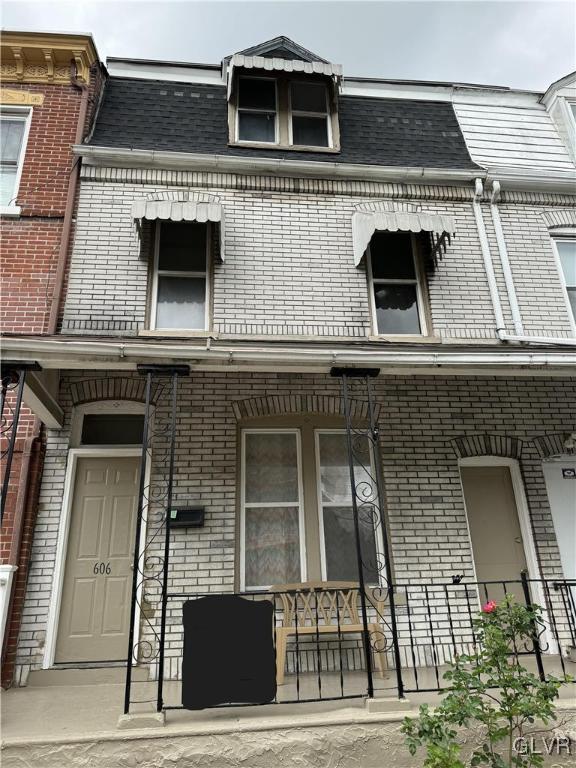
[[489, 181, 524, 336], [472, 179, 507, 337], [46, 70, 90, 334]]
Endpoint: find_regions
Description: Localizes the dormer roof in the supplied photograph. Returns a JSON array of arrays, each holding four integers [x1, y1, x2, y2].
[[233, 36, 329, 64]]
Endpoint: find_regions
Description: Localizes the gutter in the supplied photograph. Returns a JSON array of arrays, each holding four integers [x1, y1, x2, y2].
[[472, 179, 506, 335], [74, 145, 483, 185], [2, 337, 575, 370]]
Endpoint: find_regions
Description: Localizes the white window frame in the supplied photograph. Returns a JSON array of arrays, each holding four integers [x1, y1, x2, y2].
[[240, 428, 306, 591], [149, 220, 210, 331], [314, 428, 385, 586], [0, 105, 32, 216], [551, 234, 576, 336], [288, 80, 332, 149], [367, 232, 428, 337], [236, 76, 279, 145]]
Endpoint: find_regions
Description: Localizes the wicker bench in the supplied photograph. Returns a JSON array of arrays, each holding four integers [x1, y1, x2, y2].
[[269, 580, 388, 685]]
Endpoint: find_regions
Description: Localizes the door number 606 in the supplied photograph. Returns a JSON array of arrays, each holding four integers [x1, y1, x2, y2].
[[93, 562, 111, 575]]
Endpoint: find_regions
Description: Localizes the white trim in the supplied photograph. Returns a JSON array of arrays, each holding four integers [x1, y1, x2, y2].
[[367, 233, 428, 337], [314, 429, 386, 586], [458, 456, 552, 649], [0, 106, 32, 209], [43, 447, 149, 669], [550, 235, 576, 337], [150, 220, 210, 331], [0, 564, 18, 650], [239, 428, 306, 591]]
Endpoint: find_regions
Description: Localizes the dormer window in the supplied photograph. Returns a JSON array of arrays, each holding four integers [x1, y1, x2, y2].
[[227, 37, 342, 153], [234, 75, 335, 149], [289, 81, 330, 147], [238, 77, 278, 143]]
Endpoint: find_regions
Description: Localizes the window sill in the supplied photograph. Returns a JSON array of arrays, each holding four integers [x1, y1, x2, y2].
[[0, 205, 21, 218], [229, 141, 340, 154], [368, 334, 441, 343], [139, 329, 214, 338]]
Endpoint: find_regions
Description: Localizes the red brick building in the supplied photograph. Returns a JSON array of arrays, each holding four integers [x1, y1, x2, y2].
[[0, 31, 103, 685]]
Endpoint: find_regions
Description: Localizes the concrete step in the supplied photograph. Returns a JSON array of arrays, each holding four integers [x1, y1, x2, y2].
[[27, 665, 149, 687]]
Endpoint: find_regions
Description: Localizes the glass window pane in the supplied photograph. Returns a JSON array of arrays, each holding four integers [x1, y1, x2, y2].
[[156, 276, 205, 329], [571, 103, 576, 122], [375, 284, 421, 334], [291, 82, 327, 113], [323, 506, 379, 583], [567, 288, 576, 319], [0, 167, 17, 206], [371, 233, 415, 279], [291, 115, 329, 147], [158, 222, 206, 271], [318, 432, 371, 505], [557, 240, 576, 286], [238, 111, 276, 142], [238, 78, 276, 110], [245, 507, 301, 588], [81, 414, 144, 445], [245, 432, 299, 504], [1, 119, 25, 163]]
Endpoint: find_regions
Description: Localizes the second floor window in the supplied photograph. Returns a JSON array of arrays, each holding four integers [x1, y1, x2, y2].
[[368, 232, 428, 336], [235, 75, 332, 149], [0, 110, 30, 208], [555, 238, 576, 324], [150, 221, 209, 330]]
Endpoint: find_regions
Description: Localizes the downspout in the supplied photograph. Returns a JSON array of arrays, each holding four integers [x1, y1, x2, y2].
[[489, 180, 524, 335], [489, 180, 576, 347], [46, 70, 90, 334], [472, 178, 507, 337]]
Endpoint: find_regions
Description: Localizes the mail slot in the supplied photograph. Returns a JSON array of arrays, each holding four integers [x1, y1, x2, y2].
[[169, 507, 205, 528]]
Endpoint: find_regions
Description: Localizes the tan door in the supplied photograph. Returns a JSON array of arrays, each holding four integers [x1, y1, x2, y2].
[[461, 466, 528, 603], [55, 456, 139, 663]]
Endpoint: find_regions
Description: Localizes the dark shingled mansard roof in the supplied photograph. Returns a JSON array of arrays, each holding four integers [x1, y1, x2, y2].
[[89, 77, 479, 169]]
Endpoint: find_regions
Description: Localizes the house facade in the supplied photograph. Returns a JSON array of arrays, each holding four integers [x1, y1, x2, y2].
[[2, 38, 575, 710], [0, 31, 102, 686]]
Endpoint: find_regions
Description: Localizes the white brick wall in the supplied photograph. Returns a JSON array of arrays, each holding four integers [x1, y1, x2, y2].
[[61, 170, 576, 340], [15, 370, 575, 675]]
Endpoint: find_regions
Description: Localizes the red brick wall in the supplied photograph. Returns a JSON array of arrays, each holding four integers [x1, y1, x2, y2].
[[1, 67, 104, 685]]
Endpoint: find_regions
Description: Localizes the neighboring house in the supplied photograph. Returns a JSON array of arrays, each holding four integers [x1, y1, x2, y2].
[[2, 37, 575, 718], [0, 31, 103, 686]]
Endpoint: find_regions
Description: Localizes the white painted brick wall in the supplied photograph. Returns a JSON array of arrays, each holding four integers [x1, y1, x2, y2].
[[61, 172, 576, 340], [15, 370, 574, 675]]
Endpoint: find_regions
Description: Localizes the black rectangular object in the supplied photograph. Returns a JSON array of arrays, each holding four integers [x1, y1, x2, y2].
[[169, 507, 205, 528], [182, 595, 276, 709]]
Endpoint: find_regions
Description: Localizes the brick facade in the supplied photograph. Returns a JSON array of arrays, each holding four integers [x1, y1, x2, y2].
[[13, 370, 575, 681], [0, 35, 103, 686], [61, 170, 576, 340]]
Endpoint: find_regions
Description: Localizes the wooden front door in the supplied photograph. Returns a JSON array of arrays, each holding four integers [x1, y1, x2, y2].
[[55, 456, 139, 663], [461, 465, 528, 603]]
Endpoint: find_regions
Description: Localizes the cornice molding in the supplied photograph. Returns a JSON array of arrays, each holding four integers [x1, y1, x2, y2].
[[0, 32, 98, 86]]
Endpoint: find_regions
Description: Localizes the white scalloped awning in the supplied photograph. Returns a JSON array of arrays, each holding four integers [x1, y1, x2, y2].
[[227, 54, 342, 98], [352, 210, 456, 266], [131, 199, 225, 261]]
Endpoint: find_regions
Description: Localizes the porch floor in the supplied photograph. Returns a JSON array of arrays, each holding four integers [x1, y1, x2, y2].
[[3, 657, 575, 743]]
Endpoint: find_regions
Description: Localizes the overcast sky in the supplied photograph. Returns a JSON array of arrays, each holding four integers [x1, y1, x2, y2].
[[3, 0, 575, 91]]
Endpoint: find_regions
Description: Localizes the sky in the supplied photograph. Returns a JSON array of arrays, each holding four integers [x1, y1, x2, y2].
[[2, 0, 575, 91]]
